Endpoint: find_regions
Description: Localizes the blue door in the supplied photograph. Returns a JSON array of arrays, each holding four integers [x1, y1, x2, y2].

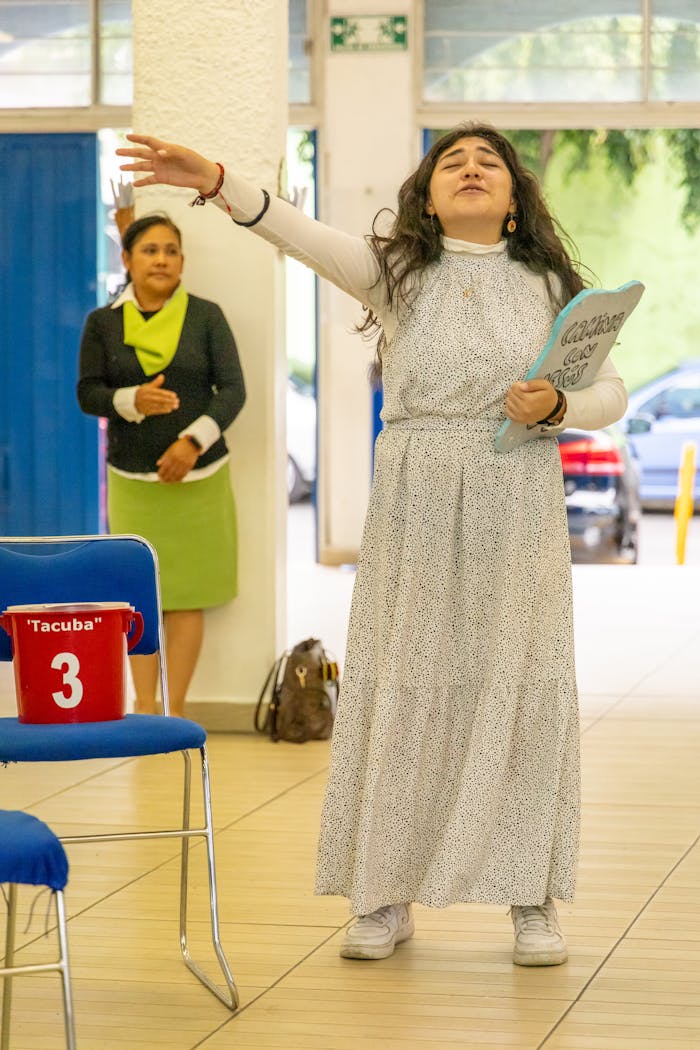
[[0, 133, 99, 535]]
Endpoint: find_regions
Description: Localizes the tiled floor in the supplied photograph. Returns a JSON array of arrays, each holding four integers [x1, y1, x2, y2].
[[0, 552, 699, 1048]]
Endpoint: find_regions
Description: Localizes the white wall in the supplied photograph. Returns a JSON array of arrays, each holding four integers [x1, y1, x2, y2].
[[318, 1, 416, 563], [131, 0, 288, 727]]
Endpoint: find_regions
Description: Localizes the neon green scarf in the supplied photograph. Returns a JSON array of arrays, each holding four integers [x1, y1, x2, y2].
[[122, 284, 188, 375]]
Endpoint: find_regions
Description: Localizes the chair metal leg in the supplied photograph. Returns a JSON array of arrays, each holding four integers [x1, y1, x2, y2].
[[54, 892, 77, 1050], [1, 884, 17, 1050], [1, 887, 76, 1050], [178, 747, 239, 1010], [60, 743, 240, 1011]]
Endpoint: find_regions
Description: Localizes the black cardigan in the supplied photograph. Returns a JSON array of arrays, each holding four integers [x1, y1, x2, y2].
[[78, 294, 246, 473]]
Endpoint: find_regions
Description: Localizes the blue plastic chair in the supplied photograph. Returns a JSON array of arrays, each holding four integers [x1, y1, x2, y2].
[[0, 809, 75, 1050], [0, 536, 238, 1010]]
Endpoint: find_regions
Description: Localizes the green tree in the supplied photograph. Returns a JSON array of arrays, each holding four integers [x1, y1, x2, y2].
[[504, 129, 700, 233]]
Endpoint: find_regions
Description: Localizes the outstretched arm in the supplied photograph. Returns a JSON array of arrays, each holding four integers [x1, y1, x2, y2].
[[118, 134, 384, 311]]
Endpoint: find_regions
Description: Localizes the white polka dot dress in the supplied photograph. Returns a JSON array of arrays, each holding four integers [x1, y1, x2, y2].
[[315, 247, 581, 914]]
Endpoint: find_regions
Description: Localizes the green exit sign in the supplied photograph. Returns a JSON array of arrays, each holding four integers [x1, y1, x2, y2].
[[330, 15, 408, 52]]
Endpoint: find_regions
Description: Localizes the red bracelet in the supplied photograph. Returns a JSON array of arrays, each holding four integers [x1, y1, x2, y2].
[[190, 163, 224, 207]]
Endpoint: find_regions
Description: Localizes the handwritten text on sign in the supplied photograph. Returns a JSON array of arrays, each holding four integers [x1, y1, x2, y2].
[[494, 281, 644, 453]]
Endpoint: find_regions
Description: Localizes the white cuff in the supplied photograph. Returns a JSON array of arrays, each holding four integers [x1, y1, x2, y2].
[[113, 387, 144, 422], [178, 415, 221, 454], [213, 173, 268, 224]]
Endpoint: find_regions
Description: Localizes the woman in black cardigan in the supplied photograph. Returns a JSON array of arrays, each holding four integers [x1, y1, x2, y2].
[[78, 214, 246, 717]]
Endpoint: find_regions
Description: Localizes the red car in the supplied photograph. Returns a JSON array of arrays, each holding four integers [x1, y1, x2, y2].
[[558, 427, 640, 564]]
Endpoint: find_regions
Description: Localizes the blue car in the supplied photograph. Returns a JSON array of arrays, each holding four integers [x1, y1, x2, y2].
[[622, 360, 700, 507]]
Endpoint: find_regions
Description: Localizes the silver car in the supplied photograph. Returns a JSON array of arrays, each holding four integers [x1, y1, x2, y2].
[[622, 360, 700, 507]]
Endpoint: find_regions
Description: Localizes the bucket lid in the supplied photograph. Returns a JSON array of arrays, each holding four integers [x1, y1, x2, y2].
[[3, 602, 134, 613]]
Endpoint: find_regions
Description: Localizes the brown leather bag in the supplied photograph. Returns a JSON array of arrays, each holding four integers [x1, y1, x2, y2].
[[254, 638, 339, 743]]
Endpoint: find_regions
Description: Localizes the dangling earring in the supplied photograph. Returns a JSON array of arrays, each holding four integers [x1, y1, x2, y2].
[[506, 213, 517, 234]]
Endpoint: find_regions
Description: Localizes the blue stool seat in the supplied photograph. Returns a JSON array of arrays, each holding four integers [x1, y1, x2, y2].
[[0, 810, 75, 1048], [0, 810, 68, 890], [0, 714, 206, 763]]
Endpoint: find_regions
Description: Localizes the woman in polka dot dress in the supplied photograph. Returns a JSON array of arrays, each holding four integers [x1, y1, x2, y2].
[[119, 124, 628, 967]]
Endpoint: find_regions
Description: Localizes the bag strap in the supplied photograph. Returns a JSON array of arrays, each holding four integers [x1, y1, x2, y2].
[[320, 646, 340, 692], [254, 653, 286, 734]]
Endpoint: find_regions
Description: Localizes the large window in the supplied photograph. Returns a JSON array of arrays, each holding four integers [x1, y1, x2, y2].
[[423, 1, 700, 104], [0, 1, 311, 111], [0, 0, 131, 107]]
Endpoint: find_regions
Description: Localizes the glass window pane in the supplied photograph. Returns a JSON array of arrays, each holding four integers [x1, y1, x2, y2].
[[424, 1, 644, 103], [100, 70, 130, 105], [0, 1, 90, 106], [100, 0, 132, 105], [653, 1, 700, 18], [425, 66, 642, 104], [289, 0, 310, 104], [425, 0, 641, 33], [651, 2, 700, 100]]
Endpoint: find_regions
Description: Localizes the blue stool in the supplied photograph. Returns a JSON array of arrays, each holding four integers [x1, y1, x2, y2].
[[0, 810, 75, 1050]]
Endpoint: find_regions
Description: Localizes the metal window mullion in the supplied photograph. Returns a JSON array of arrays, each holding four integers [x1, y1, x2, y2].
[[0, 105, 132, 133], [416, 101, 700, 131], [89, 0, 100, 106], [642, 0, 652, 102]]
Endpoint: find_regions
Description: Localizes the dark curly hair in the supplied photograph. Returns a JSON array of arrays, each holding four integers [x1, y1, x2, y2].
[[362, 122, 587, 380]]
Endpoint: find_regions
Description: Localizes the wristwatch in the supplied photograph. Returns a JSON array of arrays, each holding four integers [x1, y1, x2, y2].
[[184, 434, 203, 453]]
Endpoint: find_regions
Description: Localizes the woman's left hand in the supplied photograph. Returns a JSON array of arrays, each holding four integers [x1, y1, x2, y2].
[[156, 439, 199, 483], [504, 379, 559, 425], [117, 134, 220, 194]]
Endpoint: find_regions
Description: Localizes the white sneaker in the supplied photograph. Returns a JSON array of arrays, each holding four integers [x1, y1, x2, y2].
[[511, 897, 568, 966], [340, 903, 415, 960]]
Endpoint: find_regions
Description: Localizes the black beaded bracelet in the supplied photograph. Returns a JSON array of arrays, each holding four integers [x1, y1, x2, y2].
[[537, 387, 565, 426], [232, 189, 271, 228]]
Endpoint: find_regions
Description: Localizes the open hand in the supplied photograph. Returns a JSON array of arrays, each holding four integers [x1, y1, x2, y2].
[[116, 133, 220, 194], [135, 374, 179, 416], [504, 379, 559, 425], [156, 438, 199, 483]]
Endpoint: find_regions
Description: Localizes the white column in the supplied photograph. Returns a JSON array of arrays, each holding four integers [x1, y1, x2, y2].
[[318, 1, 415, 563], [131, 0, 288, 728]]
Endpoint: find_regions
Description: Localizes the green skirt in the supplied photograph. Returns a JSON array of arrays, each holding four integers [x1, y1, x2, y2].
[[107, 463, 238, 611]]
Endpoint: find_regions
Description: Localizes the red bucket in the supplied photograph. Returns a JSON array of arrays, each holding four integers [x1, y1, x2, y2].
[[0, 602, 144, 724]]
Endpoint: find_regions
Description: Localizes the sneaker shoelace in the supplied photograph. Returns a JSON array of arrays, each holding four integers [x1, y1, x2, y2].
[[512, 904, 556, 934], [354, 905, 398, 930]]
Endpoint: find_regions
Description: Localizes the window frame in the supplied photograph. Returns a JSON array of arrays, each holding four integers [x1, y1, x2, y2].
[[416, 0, 700, 131], [0, 0, 321, 132], [0, 0, 131, 130]]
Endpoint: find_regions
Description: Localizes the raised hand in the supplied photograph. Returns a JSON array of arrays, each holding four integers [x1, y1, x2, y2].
[[116, 134, 220, 194]]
